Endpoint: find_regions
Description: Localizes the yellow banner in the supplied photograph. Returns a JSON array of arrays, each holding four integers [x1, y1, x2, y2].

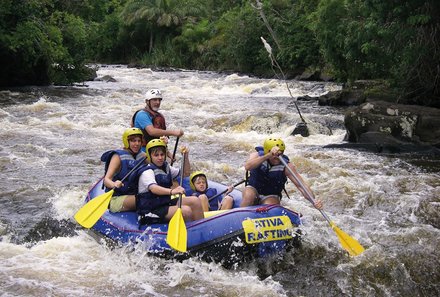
[[242, 215, 294, 244]]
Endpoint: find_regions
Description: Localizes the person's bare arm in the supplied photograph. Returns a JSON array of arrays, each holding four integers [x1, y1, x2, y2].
[[181, 146, 191, 177], [244, 152, 266, 171], [145, 125, 183, 138], [244, 146, 281, 171], [149, 184, 185, 195], [103, 154, 122, 188]]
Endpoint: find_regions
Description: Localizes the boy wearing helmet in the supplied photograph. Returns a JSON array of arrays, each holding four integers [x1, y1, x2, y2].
[[240, 138, 323, 209], [135, 139, 204, 224], [102, 128, 146, 212], [131, 89, 184, 156], [189, 171, 234, 212]]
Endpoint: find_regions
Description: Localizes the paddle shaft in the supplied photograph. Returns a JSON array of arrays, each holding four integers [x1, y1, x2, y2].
[[208, 179, 246, 202], [165, 151, 188, 252], [278, 156, 332, 221], [74, 155, 146, 228], [279, 156, 365, 256], [178, 151, 185, 208], [111, 156, 146, 188], [170, 137, 180, 166], [279, 156, 352, 227]]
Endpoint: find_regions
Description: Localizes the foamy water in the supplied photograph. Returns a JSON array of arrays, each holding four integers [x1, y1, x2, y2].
[[0, 65, 438, 296]]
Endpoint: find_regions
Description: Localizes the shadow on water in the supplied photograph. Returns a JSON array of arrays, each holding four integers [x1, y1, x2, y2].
[[252, 238, 440, 297], [254, 245, 348, 297], [0, 86, 104, 106], [400, 155, 440, 173], [323, 144, 440, 173]]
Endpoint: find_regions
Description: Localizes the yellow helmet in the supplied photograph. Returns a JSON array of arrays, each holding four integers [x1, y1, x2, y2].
[[146, 138, 167, 162], [122, 128, 143, 149], [189, 171, 207, 191], [263, 138, 285, 154]]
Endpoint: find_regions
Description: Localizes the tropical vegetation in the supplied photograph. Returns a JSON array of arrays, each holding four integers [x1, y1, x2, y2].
[[1, 0, 438, 106]]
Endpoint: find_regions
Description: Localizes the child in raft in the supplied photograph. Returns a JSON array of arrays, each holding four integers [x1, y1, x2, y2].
[[189, 171, 234, 212]]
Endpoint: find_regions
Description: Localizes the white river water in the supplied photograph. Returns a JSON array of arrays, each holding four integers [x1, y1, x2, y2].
[[0, 65, 439, 296]]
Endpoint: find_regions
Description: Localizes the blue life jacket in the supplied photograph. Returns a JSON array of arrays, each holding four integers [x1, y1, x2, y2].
[[100, 149, 145, 195], [247, 146, 289, 197], [135, 162, 174, 218], [193, 188, 218, 211]]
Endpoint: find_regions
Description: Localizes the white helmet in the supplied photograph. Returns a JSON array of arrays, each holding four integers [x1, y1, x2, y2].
[[145, 89, 162, 100]]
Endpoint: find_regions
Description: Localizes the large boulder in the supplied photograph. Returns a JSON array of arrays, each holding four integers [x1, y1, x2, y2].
[[318, 80, 396, 106], [94, 75, 117, 82], [342, 101, 440, 153], [318, 89, 365, 106]]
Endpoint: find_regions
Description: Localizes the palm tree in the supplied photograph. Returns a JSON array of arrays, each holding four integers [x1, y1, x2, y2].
[[120, 0, 204, 54]]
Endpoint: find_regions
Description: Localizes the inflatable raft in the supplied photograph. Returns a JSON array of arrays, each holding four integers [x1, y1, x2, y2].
[[84, 177, 303, 266]]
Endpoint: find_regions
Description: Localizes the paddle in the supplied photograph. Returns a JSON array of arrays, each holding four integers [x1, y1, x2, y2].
[[170, 136, 179, 166], [166, 152, 187, 252], [203, 179, 246, 218], [278, 156, 365, 256], [208, 179, 246, 202], [74, 156, 146, 229]]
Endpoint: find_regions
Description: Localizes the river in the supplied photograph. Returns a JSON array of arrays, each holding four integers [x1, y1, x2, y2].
[[0, 65, 439, 296]]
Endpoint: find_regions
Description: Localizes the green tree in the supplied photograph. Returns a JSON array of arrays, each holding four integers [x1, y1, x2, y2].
[[48, 11, 89, 84], [170, 1, 246, 70], [311, 0, 350, 80], [172, 19, 212, 68], [0, 0, 61, 85], [385, 0, 440, 105], [53, 0, 110, 22], [252, 0, 322, 77], [120, 0, 203, 55], [214, 3, 267, 74], [86, 11, 127, 62], [0, 0, 99, 86], [313, 0, 439, 105]]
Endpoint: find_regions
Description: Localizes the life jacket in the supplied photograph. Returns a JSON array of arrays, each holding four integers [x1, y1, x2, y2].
[[193, 188, 218, 211], [131, 107, 166, 146], [100, 149, 145, 195], [135, 161, 174, 221], [247, 146, 289, 197]]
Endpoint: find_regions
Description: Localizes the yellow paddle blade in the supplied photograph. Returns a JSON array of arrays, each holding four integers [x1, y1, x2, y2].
[[74, 189, 114, 229], [166, 208, 187, 252], [203, 209, 229, 218], [329, 221, 365, 256]]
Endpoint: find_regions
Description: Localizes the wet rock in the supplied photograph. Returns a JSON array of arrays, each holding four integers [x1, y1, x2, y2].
[[295, 69, 334, 82], [317, 79, 440, 154], [291, 122, 309, 137], [22, 217, 79, 244], [340, 101, 440, 154], [318, 80, 395, 106], [94, 75, 117, 82], [83, 66, 97, 81], [295, 69, 321, 81], [296, 95, 315, 101], [318, 89, 365, 106]]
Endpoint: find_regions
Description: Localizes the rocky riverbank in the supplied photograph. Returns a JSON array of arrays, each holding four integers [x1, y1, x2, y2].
[[308, 81, 440, 155]]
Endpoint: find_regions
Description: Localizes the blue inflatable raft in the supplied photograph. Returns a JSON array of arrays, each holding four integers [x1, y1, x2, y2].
[[84, 177, 303, 266]]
